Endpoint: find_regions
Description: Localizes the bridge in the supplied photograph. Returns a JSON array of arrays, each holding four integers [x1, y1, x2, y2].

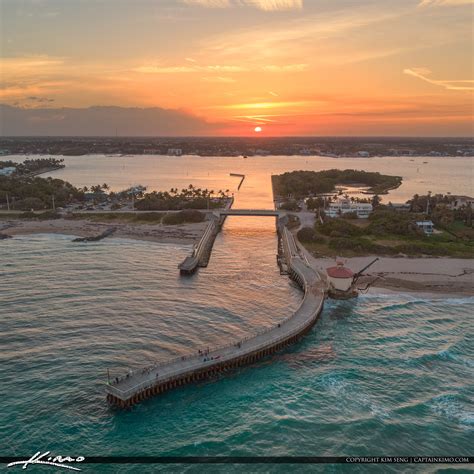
[[179, 208, 288, 274], [214, 209, 284, 217], [106, 224, 324, 408]]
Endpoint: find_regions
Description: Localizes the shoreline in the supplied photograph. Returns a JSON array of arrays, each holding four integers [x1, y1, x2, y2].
[[0, 218, 206, 246], [3, 218, 473, 297], [307, 255, 474, 297]]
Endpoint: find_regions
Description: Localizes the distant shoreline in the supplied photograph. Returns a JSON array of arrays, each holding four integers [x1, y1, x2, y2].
[[1, 135, 472, 158]]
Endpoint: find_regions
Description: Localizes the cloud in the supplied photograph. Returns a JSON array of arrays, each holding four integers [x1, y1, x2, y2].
[[262, 63, 308, 72], [239, 0, 302, 11], [419, 0, 473, 6], [133, 64, 247, 73], [181, 0, 230, 7], [182, 0, 302, 10], [404, 68, 474, 91], [133, 66, 197, 73], [202, 76, 237, 83], [0, 56, 65, 73], [133, 63, 308, 74], [213, 100, 325, 109], [0, 105, 220, 136], [27, 96, 55, 103]]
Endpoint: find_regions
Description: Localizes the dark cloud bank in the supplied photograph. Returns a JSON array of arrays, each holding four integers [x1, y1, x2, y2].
[[0, 105, 218, 136]]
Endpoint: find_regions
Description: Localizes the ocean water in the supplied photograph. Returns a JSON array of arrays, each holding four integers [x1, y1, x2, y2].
[[1, 227, 473, 472], [1, 155, 473, 472]]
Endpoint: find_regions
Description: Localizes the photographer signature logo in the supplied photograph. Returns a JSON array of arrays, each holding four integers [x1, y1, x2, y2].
[[7, 451, 85, 471]]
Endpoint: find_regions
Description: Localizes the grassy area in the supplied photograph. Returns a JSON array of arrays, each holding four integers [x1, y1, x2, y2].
[[162, 210, 205, 225], [297, 213, 474, 258], [66, 212, 165, 223]]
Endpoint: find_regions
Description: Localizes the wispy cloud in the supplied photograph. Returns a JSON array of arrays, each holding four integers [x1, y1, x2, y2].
[[133, 63, 308, 73], [419, 0, 473, 6], [404, 67, 474, 90], [240, 0, 302, 11], [212, 100, 325, 109], [182, 0, 230, 8], [202, 76, 237, 83], [133, 64, 246, 73], [262, 64, 308, 72], [182, 0, 302, 10]]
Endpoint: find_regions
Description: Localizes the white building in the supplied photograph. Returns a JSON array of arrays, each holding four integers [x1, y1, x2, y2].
[[326, 199, 373, 218], [167, 148, 182, 156], [0, 167, 16, 176], [450, 195, 474, 210], [416, 220, 434, 236]]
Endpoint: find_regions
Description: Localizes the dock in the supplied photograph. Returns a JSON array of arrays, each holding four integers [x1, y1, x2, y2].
[[106, 224, 324, 408]]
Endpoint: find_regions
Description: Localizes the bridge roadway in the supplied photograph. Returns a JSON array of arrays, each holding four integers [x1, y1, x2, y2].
[[106, 227, 324, 408], [214, 209, 284, 217]]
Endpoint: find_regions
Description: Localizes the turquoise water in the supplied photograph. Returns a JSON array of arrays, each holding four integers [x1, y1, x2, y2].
[[1, 227, 473, 472], [2, 155, 473, 472]]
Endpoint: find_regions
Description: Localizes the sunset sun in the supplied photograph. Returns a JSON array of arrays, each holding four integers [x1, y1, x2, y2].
[[254, 126, 262, 133]]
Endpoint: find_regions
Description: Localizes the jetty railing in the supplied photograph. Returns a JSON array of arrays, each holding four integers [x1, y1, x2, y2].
[[106, 225, 324, 406]]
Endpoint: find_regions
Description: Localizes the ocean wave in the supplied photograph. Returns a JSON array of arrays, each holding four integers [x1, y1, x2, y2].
[[429, 394, 474, 429], [319, 374, 391, 420]]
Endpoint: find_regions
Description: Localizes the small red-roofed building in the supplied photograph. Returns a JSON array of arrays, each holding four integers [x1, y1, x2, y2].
[[326, 260, 354, 292]]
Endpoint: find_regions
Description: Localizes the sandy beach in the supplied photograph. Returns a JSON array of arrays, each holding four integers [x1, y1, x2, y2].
[[308, 256, 474, 296], [0, 218, 207, 245]]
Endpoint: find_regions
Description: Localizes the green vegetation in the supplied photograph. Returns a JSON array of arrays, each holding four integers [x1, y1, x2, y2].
[[162, 210, 205, 225], [298, 207, 473, 258], [20, 210, 61, 220], [272, 169, 402, 198], [0, 158, 65, 175], [136, 185, 230, 211], [0, 175, 84, 210], [66, 212, 164, 224], [279, 200, 300, 211]]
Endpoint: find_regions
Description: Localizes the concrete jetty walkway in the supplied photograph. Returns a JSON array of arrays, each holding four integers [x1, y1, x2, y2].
[[106, 226, 324, 408]]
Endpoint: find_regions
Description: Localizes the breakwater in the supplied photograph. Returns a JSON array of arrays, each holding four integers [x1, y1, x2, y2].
[[178, 216, 222, 274], [106, 224, 324, 408], [72, 227, 116, 242]]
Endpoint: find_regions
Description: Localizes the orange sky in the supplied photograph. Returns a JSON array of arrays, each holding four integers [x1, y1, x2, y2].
[[1, 0, 473, 136]]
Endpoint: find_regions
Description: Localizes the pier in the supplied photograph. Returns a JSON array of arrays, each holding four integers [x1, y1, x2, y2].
[[178, 216, 220, 274], [106, 223, 324, 408]]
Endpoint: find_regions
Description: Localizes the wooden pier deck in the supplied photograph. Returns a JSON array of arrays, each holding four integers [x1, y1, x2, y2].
[[106, 226, 324, 408]]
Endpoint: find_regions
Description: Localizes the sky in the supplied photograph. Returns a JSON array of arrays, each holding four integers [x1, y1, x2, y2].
[[0, 0, 473, 136]]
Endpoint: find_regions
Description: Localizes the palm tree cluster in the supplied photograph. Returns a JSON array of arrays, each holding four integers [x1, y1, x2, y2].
[[135, 184, 231, 211]]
